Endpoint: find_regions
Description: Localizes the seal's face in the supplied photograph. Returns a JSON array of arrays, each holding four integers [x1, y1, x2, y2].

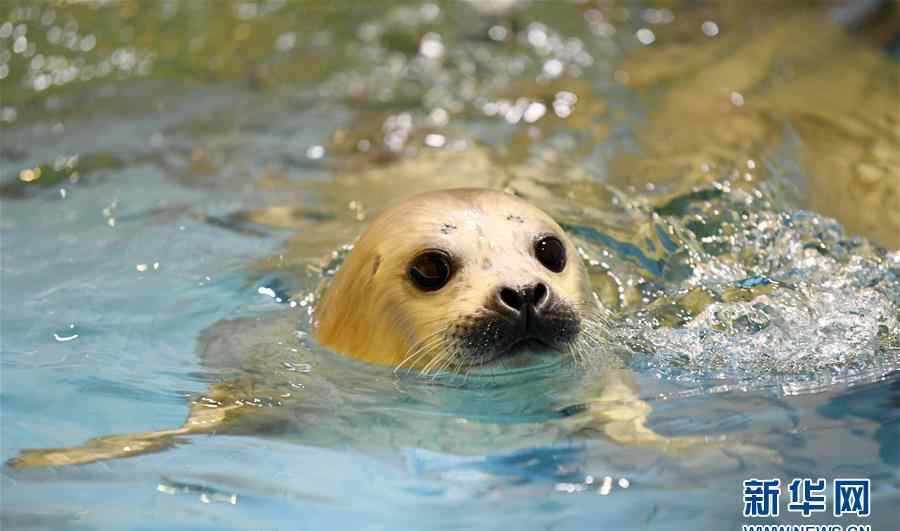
[[315, 189, 599, 372]]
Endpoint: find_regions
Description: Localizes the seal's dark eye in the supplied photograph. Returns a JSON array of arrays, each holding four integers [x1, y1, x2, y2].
[[409, 250, 452, 292], [534, 236, 566, 273]]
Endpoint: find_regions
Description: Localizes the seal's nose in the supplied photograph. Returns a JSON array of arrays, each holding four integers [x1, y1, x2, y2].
[[496, 281, 550, 321]]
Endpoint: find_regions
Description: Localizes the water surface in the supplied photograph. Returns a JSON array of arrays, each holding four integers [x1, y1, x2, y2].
[[1, 1, 899, 529]]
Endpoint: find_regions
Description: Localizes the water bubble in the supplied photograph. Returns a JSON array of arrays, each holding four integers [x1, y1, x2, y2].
[[424, 133, 446, 148], [527, 23, 548, 49], [419, 33, 444, 60], [275, 32, 296, 51], [420, 3, 440, 21], [79, 34, 96, 52], [258, 286, 277, 298], [111, 48, 136, 70], [523, 101, 546, 123], [305, 145, 325, 159], [599, 476, 613, 495], [635, 28, 655, 45], [544, 99, 569, 121], [488, 25, 508, 42], [542, 58, 563, 77], [13, 35, 27, 53], [32, 73, 51, 91], [19, 168, 39, 182], [702, 21, 720, 37], [282, 361, 312, 373], [429, 107, 448, 126]]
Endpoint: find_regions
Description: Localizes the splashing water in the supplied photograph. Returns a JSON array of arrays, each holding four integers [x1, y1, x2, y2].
[[573, 181, 900, 394]]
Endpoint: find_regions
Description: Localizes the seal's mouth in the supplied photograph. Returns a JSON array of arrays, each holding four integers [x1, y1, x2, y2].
[[468, 336, 563, 368], [450, 304, 581, 369], [470, 337, 564, 373], [503, 337, 556, 357]]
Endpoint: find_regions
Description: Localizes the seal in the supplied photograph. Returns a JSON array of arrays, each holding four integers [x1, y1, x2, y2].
[[314, 188, 603, 371], [7, 188, 759, 468]]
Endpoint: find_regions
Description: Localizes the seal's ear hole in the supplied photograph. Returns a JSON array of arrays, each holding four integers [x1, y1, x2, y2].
[[534, 236, 566, 273], [371, 254, 382, 277], [408, 249, 453, 292]]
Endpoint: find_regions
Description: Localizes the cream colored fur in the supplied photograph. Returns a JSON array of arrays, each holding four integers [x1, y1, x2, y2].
[[314, 188, 593, 367]]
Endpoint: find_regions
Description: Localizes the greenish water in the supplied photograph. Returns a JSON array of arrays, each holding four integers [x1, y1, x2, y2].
[[1, 1, 899, 530]]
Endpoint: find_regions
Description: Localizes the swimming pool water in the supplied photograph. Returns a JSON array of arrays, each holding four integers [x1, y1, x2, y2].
[[2, 1, 899, 529]]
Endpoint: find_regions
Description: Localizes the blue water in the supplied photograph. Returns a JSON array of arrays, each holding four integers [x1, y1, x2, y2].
[[2, 1, 900, 529]]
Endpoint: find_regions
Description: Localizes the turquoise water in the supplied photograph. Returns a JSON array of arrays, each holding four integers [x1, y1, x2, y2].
[[2, 2, 899, 529]]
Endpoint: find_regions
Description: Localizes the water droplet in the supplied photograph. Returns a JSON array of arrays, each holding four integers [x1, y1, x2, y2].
[[13, 35, 27, 54], [424, 133, 446, 148], [542, 59, 563, 78], [488, 25, 508, 42], [258, 286, 277, 298], [419, 33, 444, 60], [636, 28, 655, 45], [702, 21, 719, 37], [305, 145, 324, 159]]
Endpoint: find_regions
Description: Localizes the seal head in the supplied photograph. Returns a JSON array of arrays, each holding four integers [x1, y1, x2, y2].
[[314, 188, 598, 372]]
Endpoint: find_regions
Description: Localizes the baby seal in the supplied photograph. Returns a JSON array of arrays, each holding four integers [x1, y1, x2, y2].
[[8, 188, 755, 468], [315, 188, 602, 372]]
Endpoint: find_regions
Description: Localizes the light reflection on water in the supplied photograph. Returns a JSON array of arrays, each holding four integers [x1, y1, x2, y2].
[[1, 1, 898, 530]]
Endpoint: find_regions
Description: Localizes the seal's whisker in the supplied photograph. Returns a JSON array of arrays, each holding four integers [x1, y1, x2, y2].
[[394, 328, 449, 375], [429, 352, 460, 381], [402, 333, 445, 366], [445, 357, 468, 386], [568, 336, 589, 370], [421, 348, 453, 378]]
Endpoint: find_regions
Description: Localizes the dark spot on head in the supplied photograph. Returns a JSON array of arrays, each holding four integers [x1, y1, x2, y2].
[[371, 254, 382, 277], [441, 223, 457, 235], [506, 214, 524, 224], [482, 257, 492, 270]]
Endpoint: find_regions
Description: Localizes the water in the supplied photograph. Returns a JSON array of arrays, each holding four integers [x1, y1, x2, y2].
[[1, 1, 899, 529]]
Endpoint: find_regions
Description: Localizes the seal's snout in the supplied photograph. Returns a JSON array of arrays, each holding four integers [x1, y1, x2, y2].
[[476, 280, 579, 360], [495, 281, 550, 321]]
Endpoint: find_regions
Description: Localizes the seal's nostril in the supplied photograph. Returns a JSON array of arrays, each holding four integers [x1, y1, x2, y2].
[[499, 287, 523, 311], [533, 282, 548, 306]]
